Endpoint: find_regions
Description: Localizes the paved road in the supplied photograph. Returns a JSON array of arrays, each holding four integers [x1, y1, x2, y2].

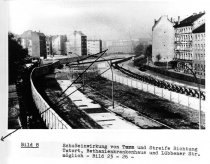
[[123, 61, 205, 91]]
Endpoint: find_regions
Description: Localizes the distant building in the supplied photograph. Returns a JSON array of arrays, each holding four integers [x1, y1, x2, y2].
[[67, 31, 87, 56], [46, 36, 52, 56], [152, 15, 175, 63], [174, 12, 205, 73], [105, 40, 138, 54], [87, 40, 102, 55], [52, 35, 67, 55], [21, 30, 47, 58], [192, 23, 205, 78]]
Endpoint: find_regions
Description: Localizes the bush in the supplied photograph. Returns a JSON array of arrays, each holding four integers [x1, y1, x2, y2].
[[154, 62, 167, 66]]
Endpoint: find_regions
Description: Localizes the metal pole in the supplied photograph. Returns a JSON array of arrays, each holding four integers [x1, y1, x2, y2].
[[110, 60, 114, 109], [82, 60, 85, 91], [199, 75, 201, 130], [181, 62, 201, 129]]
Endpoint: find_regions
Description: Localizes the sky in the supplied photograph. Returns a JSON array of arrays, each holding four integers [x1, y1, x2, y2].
[[7, 0, 207, 41]]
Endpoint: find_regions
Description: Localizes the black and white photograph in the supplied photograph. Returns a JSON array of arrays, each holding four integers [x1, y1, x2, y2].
[[0, 0, 209, 163], [6, 0, 206, 130]]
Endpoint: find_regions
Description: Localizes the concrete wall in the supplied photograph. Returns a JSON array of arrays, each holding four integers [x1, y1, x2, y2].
[[152, 16, 175, 62], [30, 61, 72, 129], [101, 69, 206, 112]]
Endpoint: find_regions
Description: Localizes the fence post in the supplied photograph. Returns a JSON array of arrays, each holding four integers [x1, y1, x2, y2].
[[178, 93, 180, 104], [162, 88, 163, 98]]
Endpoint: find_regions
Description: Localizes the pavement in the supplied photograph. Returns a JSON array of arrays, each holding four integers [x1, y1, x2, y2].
[[57, 79, 140, 129]]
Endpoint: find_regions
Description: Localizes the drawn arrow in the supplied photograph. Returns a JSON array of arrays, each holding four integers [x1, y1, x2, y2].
[[1, 128, 21, 142]]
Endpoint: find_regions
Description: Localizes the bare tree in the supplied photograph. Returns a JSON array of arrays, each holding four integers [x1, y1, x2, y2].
[[156, 53, 161, 62]]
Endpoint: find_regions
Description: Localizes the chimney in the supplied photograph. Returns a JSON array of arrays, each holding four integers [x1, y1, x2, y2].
[[178, 16, 180, 24], [154, 19, 156, 24]]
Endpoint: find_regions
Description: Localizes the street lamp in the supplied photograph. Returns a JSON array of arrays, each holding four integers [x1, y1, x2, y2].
[[179, 62, 202, 129]]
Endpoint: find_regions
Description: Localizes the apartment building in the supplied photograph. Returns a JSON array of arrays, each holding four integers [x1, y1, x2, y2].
[[21, 30, 47, 58], [52, 35, 67, 56], [152, 15, 175, 63], [87, 40, 102, 55], [192, 23, 205, 78], [174, 12, 205, 73]]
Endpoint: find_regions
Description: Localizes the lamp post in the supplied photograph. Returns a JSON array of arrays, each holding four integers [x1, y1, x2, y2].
[[179, 62, 202, 129]]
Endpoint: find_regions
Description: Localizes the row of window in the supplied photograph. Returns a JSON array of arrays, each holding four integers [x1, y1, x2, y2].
[[194, 53, 205, 60], [175, 34, 192, 42], [194, 63, 205, 72], [176, 26, 192, 34], [194, 33, 205, 41], [176, 43, 192, 50], [194, 44, 205, 50], [175, 53, 193, 60]]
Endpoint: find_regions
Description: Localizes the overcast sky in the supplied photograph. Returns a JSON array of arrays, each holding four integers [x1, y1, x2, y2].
[[8, 0, 207, 41]]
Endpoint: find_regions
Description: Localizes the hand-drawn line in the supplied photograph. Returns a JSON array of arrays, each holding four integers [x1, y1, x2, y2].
[[59, 49, 107, 97], [1, 127, 21, 141], [1, 50, 111, 141], [40, 67, 111, 115]]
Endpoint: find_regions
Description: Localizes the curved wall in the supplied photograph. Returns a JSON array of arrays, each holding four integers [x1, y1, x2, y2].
[[30, 61, 72, 129]]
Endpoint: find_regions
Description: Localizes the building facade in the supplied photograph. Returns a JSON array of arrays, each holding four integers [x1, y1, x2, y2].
[[192, 23, 205, 78], [174, 12, 205, 73], [87, 40, 102, 55], [67, 31, 87, 56], [21, 30, 47, 58], [52, 35, 67, 56], [46, 36, 52, 57], [152, 15, 175, 63]]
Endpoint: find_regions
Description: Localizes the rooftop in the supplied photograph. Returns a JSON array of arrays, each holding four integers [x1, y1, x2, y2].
[[174, 12, 205, 28], [193, 23, 205, 33]]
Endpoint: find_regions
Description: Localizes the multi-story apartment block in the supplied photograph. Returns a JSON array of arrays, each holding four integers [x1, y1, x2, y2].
[[87, 40, 102, 55], [52, 35, 67, 56], [21, 30, 47, 58], [105, 39, 145, 54], [174, 12, 205, 73], [46, 36, 52, 57], [192, 23, 205, 78], [67, 31, 87, 56], [152, 15, 175, 63]]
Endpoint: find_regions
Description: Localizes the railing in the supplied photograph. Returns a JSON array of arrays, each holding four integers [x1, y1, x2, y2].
[[30, 61, 72, 129]]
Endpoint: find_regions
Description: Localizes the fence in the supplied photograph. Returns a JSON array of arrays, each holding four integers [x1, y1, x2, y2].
[[101, 70, 206, 112], [30, 61, 72, 129]]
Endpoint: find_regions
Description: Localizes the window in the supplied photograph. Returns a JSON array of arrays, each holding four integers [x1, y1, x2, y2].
[[195, 64, 197, 70]]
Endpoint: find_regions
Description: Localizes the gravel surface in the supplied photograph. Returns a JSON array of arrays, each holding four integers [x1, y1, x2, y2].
[[78, 72, 205, 129]]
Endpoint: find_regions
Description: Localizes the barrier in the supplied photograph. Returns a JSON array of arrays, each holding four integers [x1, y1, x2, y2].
[[30, 61, 72, 129], [101, 70, 205, 111]]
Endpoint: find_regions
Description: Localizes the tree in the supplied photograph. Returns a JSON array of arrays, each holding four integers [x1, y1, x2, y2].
[[156, 54, 161, 62], [145, 44, 152, 59], [9, 32, 29, 84], [134, 43, 145, 57]]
